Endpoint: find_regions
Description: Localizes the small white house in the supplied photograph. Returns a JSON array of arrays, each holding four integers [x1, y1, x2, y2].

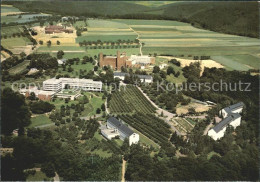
[[129, 133, 140, 146], [58, 59, 67, 65]]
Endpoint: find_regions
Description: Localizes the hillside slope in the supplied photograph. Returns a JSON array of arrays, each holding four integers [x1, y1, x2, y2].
[[160, 2, 259, 38], [3, 1, 259, 38]]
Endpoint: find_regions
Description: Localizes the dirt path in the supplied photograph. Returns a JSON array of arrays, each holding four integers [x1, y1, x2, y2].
[[129, 27, 142, 55], [136, 86, 182, 135], [203, 121, 213, 135], [121, 158, 126, 182], [185, 115, 207, 119], [35, 123, 55, 128], [54, 172, 60, 182]]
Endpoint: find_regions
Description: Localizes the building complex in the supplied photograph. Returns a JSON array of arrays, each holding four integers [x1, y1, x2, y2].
[[20, 87, 56, 101], [99, 51, 155, 70], [20, 78, 102, 101], [114, 72, 153, 83], [208, 102, 244, 140], [101, 117, 139, 146], [45, 25, 73, 34], [43, 78, 102, 92]]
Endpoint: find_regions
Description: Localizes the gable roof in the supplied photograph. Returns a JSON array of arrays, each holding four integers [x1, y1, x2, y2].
[[223, 102, 245, 113], [213, 113, 241, 133], [107, 117, 134, 136]]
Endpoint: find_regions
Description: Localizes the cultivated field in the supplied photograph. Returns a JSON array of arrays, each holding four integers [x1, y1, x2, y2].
[[1, 5, 50, 23], [8, 60, 30, 75], [172, 117, 195, 134], [112, 19, 260, 71], [76, 19, 137, 43], [119, 113, 171, 145], [109, 85, 156, 114], [1, 5, 23, 16]]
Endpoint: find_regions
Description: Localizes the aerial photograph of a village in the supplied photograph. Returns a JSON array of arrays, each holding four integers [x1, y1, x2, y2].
[[0, 0, 259, 181]]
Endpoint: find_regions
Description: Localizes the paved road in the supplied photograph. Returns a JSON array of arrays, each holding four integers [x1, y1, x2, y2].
[[185, 115, 207, 119]]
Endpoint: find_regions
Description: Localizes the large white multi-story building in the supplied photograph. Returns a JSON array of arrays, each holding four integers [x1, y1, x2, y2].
[[208, 102, 244, 140], [101, 117, 139, 146], [43, 79, 62, 92], [43, 78, 102, 92]]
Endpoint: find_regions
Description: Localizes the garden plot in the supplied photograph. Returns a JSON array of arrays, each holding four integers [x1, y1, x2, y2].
[[172, 117, 195, 134]]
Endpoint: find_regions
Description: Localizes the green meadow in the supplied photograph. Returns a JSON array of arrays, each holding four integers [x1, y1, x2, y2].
[[29, 115, 52, 128]]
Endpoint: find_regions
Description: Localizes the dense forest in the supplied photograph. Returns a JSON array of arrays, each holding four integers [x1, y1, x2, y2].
[[124, 64, 259, 181], [3, 1, 259, 38]]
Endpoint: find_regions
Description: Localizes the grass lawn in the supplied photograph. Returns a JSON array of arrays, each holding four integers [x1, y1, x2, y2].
[[131, 128, 159, 149], [86, 48, 140, 57], [57, 62, 94, 77], [26, 171, 51, 181], [94, 131, 103, 141], [212, 54, 260, 71], [36, 45, 86, 52], [48, 98, 78, 109], [1, 37, 31, 49], [207, 151, 221, 160], [29, 115, 52, 128], [90, 149, 112, 158], [1, 25, 24, 37], [155, 57, 187, 83], [87, 19, 129, 28], [113, 138, 124, 146], [85, 92, 104, 116], [1, 5, 22, 14], [73, 20, 87, 28], [62, 52, 88, 59], [8, 60, 30, 75], [166, 64, 187, 84]]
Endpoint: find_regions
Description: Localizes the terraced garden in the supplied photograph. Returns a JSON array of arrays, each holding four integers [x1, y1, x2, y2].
[[172, 117, 195, 134], [109, 85, 156, 114], [119, 113, 171, 145]]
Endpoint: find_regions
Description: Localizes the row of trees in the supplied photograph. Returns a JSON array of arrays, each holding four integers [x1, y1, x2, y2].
[[119, 113, 171, 145], [84, 44, 139, 50], [79, 39, 139, 47]]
